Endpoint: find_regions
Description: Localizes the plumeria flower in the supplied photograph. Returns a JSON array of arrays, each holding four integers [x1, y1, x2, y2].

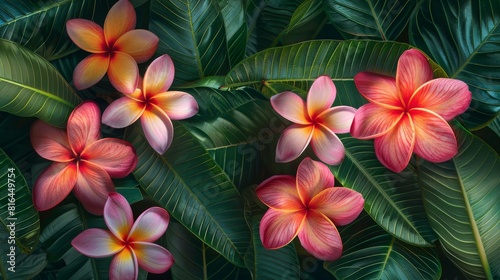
[[66, 0, 158, 93], [271, 75, 356, 165], [30, 101, 138, 215], [256, 157, 364, 261], [350, 49, 472, 173], [72, 193, 174, 280], [102, 54, 199, 154]]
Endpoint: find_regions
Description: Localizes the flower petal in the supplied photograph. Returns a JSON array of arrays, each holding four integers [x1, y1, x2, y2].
[[115, 30, 159, 63], [307, 76, 336, 119], [143, 54, 175, 97], [102, 97, 145, 128], [66, 19, 106, 53], [30, 120, 72, 162], [131, 242, 174, 273], [256, 175, 304, 211], [374, 114, 415, 173], [32, 162, 77, 211], [104, 0, 136, 46], [275, 124, 314, 163], [140, 105, 174, 154], [298, 211, 343, 261], [110, 246, 138, 280], [150, 91, 198, 120], [409, 78, 472, 120], [82, 138, 137, 178], [108, 52, 139, 94], [128, 207, 170, 242], [309, 187, 364, 226], [104, 193, 134, 242], [396, 49, 433, 104], [316, 106, 357, 134], [411, 108, 458, 162], [72, 228, 125, 258], [310, 125, 345, 165], [354, 71, 401, 108], [350, 103, 404, 140], [270, 91, 310, 124], [73, 161, 115, 215], [259, 209, 305, 249], [72, 54, 110, 90], [296, 157, 335, 205], [67, 101, 101, 154]]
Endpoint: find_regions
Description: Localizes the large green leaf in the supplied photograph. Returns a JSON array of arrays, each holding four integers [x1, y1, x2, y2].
[[0, 148, 40, 254], [410, 0, 500, 130], [244, 0, 303, 55], [150, 0, 231, 84], [0, 39, 81, 127], [323, 0, 416, 40], [325, 212, 441, 280], [217, 0, 247, 66], [417, 125, 500, 279], [225, 40, 440, 246], [165, 221, 251, 279], [182, 87, 286, 187], [126, 123, 250, 267], [281, 0, 327, 45], [0, 0, 100, 61]]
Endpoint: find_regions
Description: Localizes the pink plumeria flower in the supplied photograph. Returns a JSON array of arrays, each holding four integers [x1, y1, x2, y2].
[[102, 54, 199, 154], [271, 75, 356, 165], [256, 157, 364, 261], [72, 193, 174, 280], [30, 101, 138, 215], [66, 0, 158, 93], [350, 49, 472, 173]]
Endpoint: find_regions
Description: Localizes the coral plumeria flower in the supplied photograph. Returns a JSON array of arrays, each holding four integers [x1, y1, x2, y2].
[[30, 101, 138, 215], [271, 75, 356, 165], [102, 54, 199, 154], [256, 157, 364, 261], [66, 0, 158, 93], [350, 49, 472, 173], [72, 193, 174, 280]]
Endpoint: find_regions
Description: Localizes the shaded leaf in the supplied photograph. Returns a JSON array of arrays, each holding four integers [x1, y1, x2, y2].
[[325, 212, 441, 280], [323, 0, 415, 40], [417, 124, 500, 279], [410, 0, 500, 129], [281, 0, 327, 45], [126, 123, 250, 267], [150, 0, 231, 83], [0, 39, 81, 127], [0, 148, 40, 254], [217, 0, 247, 66], [164, 221, 251, 279]]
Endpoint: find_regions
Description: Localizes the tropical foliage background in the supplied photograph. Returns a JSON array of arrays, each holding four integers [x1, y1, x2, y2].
[[0, 0, 499, 279]]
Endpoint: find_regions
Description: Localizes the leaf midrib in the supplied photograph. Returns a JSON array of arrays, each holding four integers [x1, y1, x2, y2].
[[0, 0, 72, 27], [453, 157, 492, 278], [367, 0, 387, 40], [0, 77, 75, 109]]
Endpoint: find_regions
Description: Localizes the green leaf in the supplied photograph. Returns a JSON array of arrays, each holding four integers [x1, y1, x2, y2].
[[217, 0, 247, 66], [225, 40, 439, 245], [0, 148, 40, 254], [281, 0, 327, 45], [323, 0, 416, 40], [0, 39, 81, 127], [410, 0, 500, 130], [0, 226, 46, 280], [0, 0, 100, 60], [165, 221, 251, 279], [417, 125, 500, 279], [182, 87, 286, 187], [150, 0, 231, 84], [126, 123, 250, 267], [488, 116, 500, 137], [325, 212, 441, 279]]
